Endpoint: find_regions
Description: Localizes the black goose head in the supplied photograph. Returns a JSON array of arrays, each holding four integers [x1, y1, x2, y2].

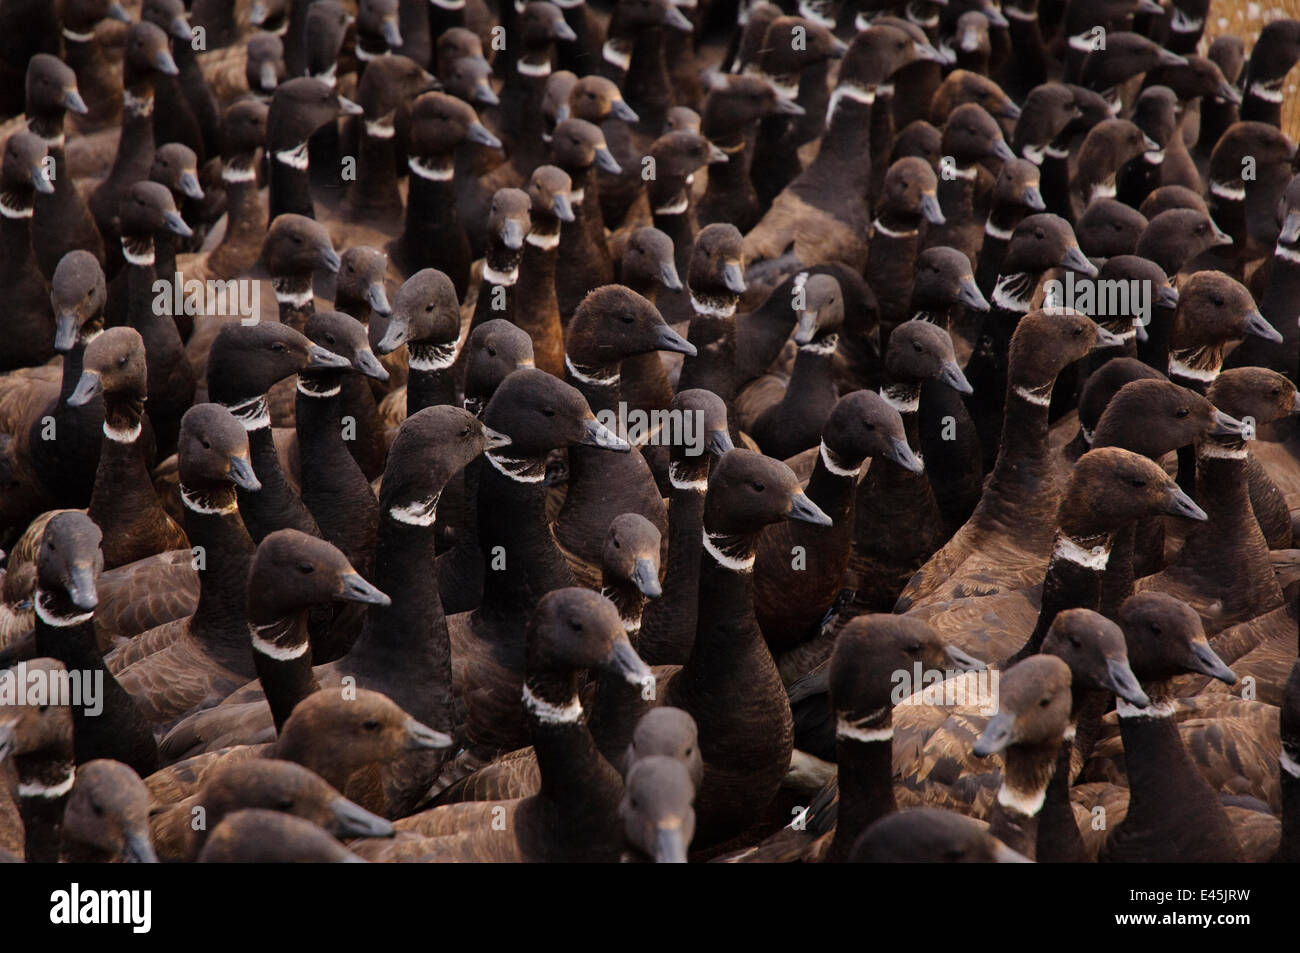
[[355, 54, 437, 128], [2, 130, 52, 200], [247, 529, 390, 626], [221, 99, 269, 166], [832, 614, 982, 725], [483, 367, 627, 457], [791, 273, 844, 348], [194, 759, 393, 848], [140, 0, 192, 44], [118, 180, 191, 242], [303, 310, 389, 384], [1207, 367, 1300, 434], [1118, 592, 1236, 687], [1042, 609, 1148, 707], [971, 654, 1072, 757], [267, 77, 361, 152], [646, 130, 722, 210], [1208, 122, 1296, 201], [207, 322, 347, 406], [1058, 446, 1206, 537], [487, 187, 532, 252], [465, 320, 535, 414], [836, 24, 936, 99], [879, 157, 943, 227], [704, 449, 832, 536], [688, 223, 745, 299], [50, 250, 107, 353], [620, 756, 696, 863], [1076, 199, 1146, 259], [275, 690, 453, 784], [662, 106, 699, 134], [197, 811, 365, 863], [672, 388, 732, 461], [36, 510, 103, 616], [381, 405, 506, 521], [246, 33, 287, 95], [408, 91, 500, 164], [849, 808, 1031, 862], [952, 10, 992, 62], [1171, 271, 1277, 356], [568, 74, 639, 124], [515, 0, 579, 61], [437, 26, 485, 67], [25, 54, 86, 121], [821, 389, 919, 473], [610, 0, 692, 33], [542, 72, 579, 129], [1013, 82, 1081, 158], [150, 143, 203, 202], [932, 70, 1020, 123], [625, 707, 703, 786], [1076, 356, 1166, 441], [61, 760, 156, 863], [336, 246, 392, 318], [441, 54, 498, 108], [551, 118, 621, 176], [1208, 33, 1247, 88], [891, 119, 943, 167], [357, 0, 402, 51], [756, 16, 845, 95], [621, 227, 681, 294], [261, 213, 341, 280], [1007, 309, 1116, 391], [1001, 214, 1097, 288], [912, 247, 988, 314], [1130, 85, 1179, 153], [62, 0, 132, 34], [885, 320, 972, 394], [69, 326, 148, 409], [526, 587, 652, 687], [1091, 378, 1243, 459], [1062, 84, 1113, 136], [1134, 208, 1231, 275], [375, 268, 460, 355], [940, 102, 1015, 165], [1138, 184, 1208, 219], [700, 73, 803, 131], [1276, 173, 1300, 251], [569, 285, 695, 365], [1245, 17, 1300, 84], [602, 512, 662, 599], [527, 164, 576, 225], [1077, 118, 1158, 193], [1095, 254, 1177, 327], [123, 21, 179, 84], [1080, 32, 1185, 101], [991, 158, 1045, 213], [176, 403, 260, 492]]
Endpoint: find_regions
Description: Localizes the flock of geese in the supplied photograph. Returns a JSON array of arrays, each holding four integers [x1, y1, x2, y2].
[[0, 0, 1298, 863]]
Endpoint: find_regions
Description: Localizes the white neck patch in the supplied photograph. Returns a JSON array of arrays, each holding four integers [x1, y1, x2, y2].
[[880, 386, 920, 414], [668, 460, 708, 491], [523, 684, 584, 724], [985, 219, 1013, 241], [702, 531, 754, 572], [1276, 244, 1300, 263], [181, 485, 239, 515], [565, 354, 619, 387], [409, 155, 454, 181], [483, 262, 519, 287], [275, 141, 309, 170], [222, 163, 257, 183], [103, 419, 143, 443], [222, 393, 271, 431], [1210, 180, 1246, 201], [1168, 355, 1218, 383], [826, 83, 875, 125], [836, 710, 892, 743], [1021, 143, 1046, 166], [486, 450, 546, 483], [655, 194, 689, 216], [1144, 149, 1165, 165], [407, 339, 460, 372], [527, 230, 560, 249], [19, 766, 75, 799], [296, 379, 341, 398], [820, 440, 862, 478], [1250, 80, 1285, 104], [0, 194, 34, 218], [1053, 534, 1110, 569], [691, 295, 736, 319], [873, 218, 918, 239], [62, 26, 94, 42], [1014, 384, 1052, 407], [996, 782, 1047, 817], [1198, 442, 1249, 460], [1281, 748, 1300, 778], [365, 118, 396, 139], [250, 620, 310, 660], [124, 89, 153, 117], [602, 41, 632, 71], [121, 239, 155, 267], [389, 492, 440, 527], [517, 58, 552, 78], [34, 590, 94, 628], [992, 273, 1031, 312]]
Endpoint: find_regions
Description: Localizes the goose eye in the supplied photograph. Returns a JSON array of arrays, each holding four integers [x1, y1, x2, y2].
[[200, 438, 211, 449], [1149, 621, 1161, 633], [487, 347, 497, 356], [1210, 295, 1224, 307], [1175, 407, 1189, 418], [569, 619, 583, 631], [1128, 478, 1147, 488], [1039, 696, 1051, 707], [460, 425, 471, 436], [612, 538, 621, 548], [750, 481, 765, 492], [912, 342, 923, 352], [117, 356, 129, 368], [1069, 637, 1082, 648], [278, 798, 294, 810], [1072, 325, 1084, 336], [542, 408, 556, 417], [92, 802, 105, 817], [270, 341, 285, 352], [297, 561, 314, 574], [362, 719, 381, 731], [324, 334, 336, 345]]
